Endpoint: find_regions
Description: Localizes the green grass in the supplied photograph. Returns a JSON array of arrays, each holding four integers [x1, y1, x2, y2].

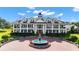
[[70, 34, 79, 39], [70, 34, 79, 44], [0, 29, 12, 41], [62, 34, 79, 41]]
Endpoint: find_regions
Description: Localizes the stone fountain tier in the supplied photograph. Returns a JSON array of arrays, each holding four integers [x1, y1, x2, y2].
[[29, 37, 51, 49]]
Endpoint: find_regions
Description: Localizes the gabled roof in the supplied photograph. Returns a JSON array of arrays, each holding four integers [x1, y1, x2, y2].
[[36, 19, 44, 22]]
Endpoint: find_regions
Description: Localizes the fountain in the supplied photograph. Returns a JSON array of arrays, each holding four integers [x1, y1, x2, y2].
[[29, 30, 51, 49]]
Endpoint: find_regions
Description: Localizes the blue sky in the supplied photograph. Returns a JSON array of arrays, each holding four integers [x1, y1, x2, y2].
[[0, 7, 79, 22]]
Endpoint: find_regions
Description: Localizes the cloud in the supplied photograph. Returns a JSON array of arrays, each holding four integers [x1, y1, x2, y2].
[[33, 10, 55, 16], [17, 12, 26, 16], [70, 19, 76, 22], [26, 11, 31, 13], [33, 16, 38, 18], [27, 7, 35, 10], [45, 12, 55, 15], [66, 19, 76, 22], [69, 19, 78, 22], [65, 17, 78, 22], [73, 7, 79, 12], [33, 10, 43, 14], [56, 13, 63, 17]]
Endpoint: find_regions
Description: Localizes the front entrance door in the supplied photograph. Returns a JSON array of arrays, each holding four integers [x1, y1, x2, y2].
[[37, 30, 43, 35]]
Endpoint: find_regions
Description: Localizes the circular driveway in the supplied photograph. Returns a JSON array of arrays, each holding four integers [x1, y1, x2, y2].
[[0, 37, 79, 51]]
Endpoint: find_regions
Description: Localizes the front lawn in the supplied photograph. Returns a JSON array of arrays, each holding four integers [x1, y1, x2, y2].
[[0, 29, 12, 41], [70, 34, 79, 39]]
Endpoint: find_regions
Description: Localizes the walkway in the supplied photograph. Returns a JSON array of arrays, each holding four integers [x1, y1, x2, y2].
[[0, 36, 79, 51]]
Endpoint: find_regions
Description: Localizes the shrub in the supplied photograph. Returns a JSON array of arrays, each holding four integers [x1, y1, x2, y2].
[[45, 33, 70, 38], [69, 36, 78, 42], [10, 32, 36, 37], [0, 40, 4, 43], [76, 39, 79, 44], [2, 35, 10, 42]]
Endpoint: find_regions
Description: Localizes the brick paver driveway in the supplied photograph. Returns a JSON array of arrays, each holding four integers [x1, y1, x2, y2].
[[0, 37, 79, 51]]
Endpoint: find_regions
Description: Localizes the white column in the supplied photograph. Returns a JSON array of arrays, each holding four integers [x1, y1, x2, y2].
[[20, 23, 21, 33], [65, 28, 67, 33], [43, 24, 45, 34], [35, 24, 37, 34], [44, 24, 46, 34], [52, 24, 53, 33], [33, 24, 34, 32], [13, 24, 14, 32], [34, 24, 37, 34], [27, 24, 28, 32], [58, 24, 60, 33]]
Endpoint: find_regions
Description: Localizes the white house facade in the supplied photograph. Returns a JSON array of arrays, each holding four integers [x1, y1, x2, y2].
[[12, 13, 70, 34]]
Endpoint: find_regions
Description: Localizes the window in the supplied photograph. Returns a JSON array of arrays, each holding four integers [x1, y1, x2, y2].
[[60, 30, 63, 33], [30, 20, 34, 23], [21, 29, 24, 33], [37, 25, 43, 28], [21, 24, 27, 28], [28, 30, 33, 33], [14, 29, 20, 32], [54, 21, 59, 23], [53, 25, 58, 28], [28, 24, 33, 28], [47, 30, 51, 33], [53, 30, 58, 33], [24, 30, 27, 33], [47, 24, 52, 28], [60, 25, 64, 28], [14, 24, 19, 28], [23, 20, 27, 23]]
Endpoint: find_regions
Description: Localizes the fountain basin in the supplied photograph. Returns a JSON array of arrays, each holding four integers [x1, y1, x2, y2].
[[32, 39, 48, 44], [29, 39, 51, 49]]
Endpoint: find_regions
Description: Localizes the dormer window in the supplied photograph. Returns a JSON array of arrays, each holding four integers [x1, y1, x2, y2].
[[60, 25, 64, 28], [47, 20, 51, 23], [48, 21, 51, 23], [30, 20, 34, 23], [23, 20, 27, 23], [54, 21, 58, 23]]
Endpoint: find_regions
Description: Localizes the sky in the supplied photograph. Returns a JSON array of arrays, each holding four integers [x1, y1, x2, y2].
[[0, 7, 79, 22]]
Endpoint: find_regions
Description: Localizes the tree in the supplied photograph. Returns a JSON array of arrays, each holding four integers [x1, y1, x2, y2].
[[71, 22, 79, 26], [0, 17, 6, 28], [70, 26, 75, 33], [0, 17, 11, 28]]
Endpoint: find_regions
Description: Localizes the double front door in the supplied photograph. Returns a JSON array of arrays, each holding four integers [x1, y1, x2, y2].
[[37, 24, 43, 34], [37, 30, 43, 35]]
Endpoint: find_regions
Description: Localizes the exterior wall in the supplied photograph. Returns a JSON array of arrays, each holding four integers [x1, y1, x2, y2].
[[12, 12, 71, 34], [12, 22, 69, 34]]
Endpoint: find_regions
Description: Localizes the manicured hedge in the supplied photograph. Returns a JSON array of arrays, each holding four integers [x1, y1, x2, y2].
[[1, 35, 10, 43], [45, 32, 70, 38], [10, 32, 36, 37], [68, 36, 78, 42]]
